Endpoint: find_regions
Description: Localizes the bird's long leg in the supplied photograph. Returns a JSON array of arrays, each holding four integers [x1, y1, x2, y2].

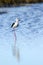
[[12, 30, 16, 55], [14, 30, 17, 46]]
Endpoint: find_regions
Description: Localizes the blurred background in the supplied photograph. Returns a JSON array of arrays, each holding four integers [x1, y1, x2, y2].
[[0, 0, 43, 7]]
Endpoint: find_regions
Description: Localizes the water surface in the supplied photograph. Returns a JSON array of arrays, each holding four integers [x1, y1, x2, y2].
[[0, 3, 43, 65]]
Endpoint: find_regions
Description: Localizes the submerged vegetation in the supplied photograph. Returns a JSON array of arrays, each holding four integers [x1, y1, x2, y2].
[[0, 11, 7, 15], [0, 0, 43, 7]]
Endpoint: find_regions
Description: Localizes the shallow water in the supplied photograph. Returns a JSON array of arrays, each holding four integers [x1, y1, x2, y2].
[[0, 3, 43, 65]]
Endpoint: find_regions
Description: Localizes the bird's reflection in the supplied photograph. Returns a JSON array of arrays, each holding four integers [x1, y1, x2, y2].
[[12, 30, 20, 61]]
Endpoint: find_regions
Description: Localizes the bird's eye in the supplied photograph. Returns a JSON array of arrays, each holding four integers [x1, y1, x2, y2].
[[19, 19, 20, 21]]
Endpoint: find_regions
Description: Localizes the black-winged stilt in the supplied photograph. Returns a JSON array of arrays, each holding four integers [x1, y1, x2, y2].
[[11, 18, 19, 28]]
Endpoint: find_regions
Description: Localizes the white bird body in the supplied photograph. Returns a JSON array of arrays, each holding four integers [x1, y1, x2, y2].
[[11, 18, 19, 28]]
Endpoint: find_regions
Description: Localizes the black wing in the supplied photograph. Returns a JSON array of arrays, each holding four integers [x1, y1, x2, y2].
[[11, 23, 15, 27]]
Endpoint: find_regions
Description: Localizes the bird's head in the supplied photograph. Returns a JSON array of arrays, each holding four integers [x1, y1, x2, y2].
[[16, 18, 20, 22]]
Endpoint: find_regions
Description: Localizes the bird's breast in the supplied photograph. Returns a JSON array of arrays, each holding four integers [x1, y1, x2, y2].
[[13, 22, 19, 28]]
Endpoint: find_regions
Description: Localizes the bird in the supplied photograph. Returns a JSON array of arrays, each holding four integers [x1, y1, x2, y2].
[[11, 18, 19, 28]]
